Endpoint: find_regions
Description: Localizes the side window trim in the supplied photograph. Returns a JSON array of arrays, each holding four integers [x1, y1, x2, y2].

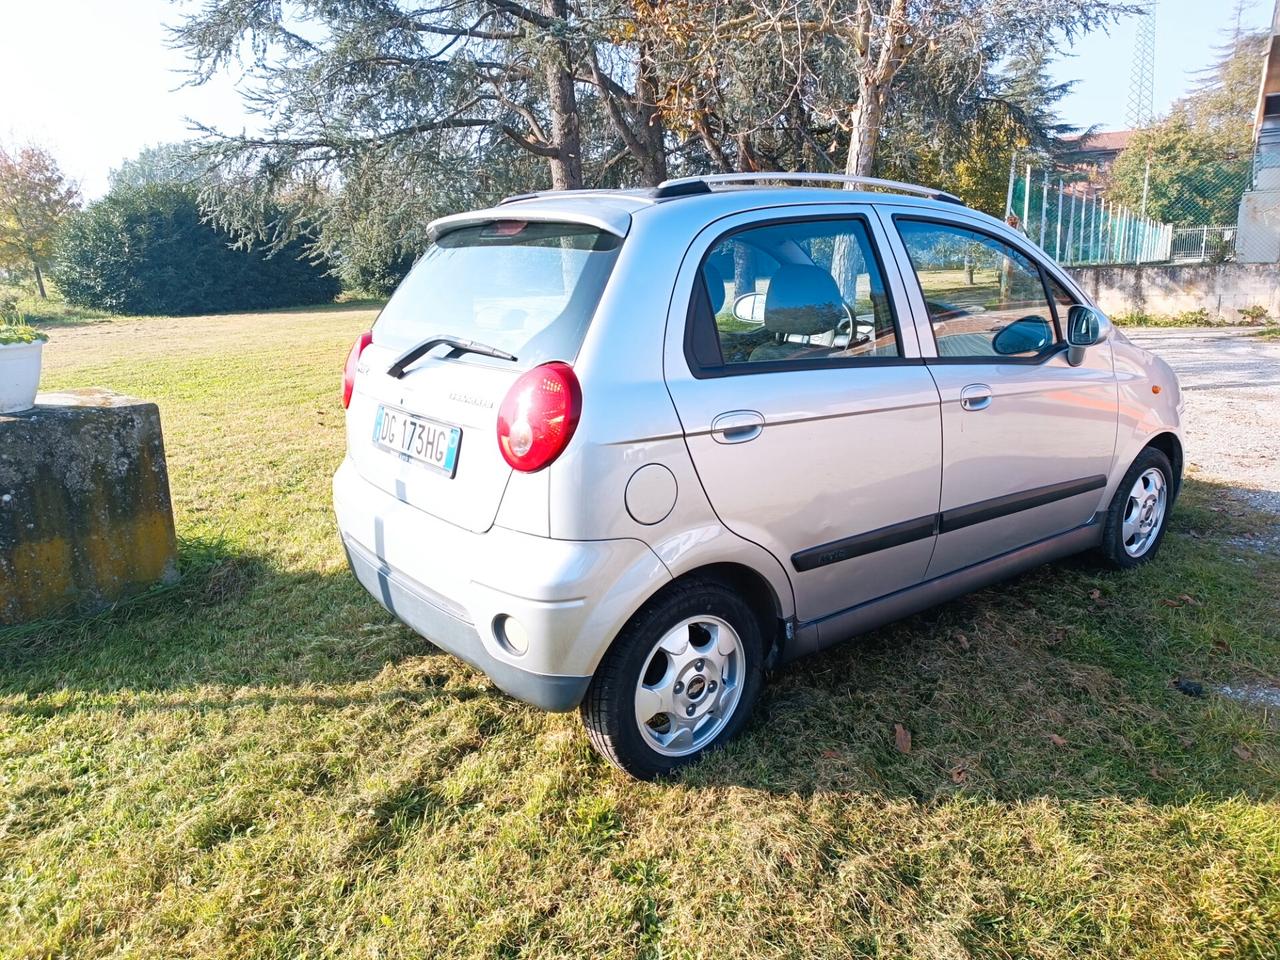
[[890, 212, 1068, 366], [683, 212, 915, 379]]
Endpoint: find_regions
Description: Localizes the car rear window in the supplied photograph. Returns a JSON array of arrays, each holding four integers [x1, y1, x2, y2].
[[374, 220, 622, 369]]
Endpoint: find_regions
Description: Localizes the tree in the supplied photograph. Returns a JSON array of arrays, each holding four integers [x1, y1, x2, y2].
[[827, 0, 1127, 177], [629, 1, 1127, 177], [1107, 28, 1266, 225], [171, 0, 1118, 284], [1108, 120, 1252, 225], [0, 145, 80, 298], [54, 184, 340, 315], [108, 142, 210, 191]]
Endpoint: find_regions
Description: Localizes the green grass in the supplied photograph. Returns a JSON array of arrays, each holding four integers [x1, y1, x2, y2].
[[2, 307, 1279, 959], [0, 282, 115, 329]]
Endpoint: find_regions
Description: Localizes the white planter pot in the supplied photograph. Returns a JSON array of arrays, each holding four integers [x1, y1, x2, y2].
[[0, 340, 43, 414]]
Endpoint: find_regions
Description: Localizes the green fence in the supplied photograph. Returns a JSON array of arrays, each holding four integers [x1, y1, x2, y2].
[[1005, 163, 1171, 266]]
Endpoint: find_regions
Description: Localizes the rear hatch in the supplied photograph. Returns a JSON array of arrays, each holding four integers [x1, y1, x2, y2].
[[346, 219, 623, 533]]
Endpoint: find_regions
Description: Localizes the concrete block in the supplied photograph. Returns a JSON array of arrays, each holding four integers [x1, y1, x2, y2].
[[0, 388, 178, 626]]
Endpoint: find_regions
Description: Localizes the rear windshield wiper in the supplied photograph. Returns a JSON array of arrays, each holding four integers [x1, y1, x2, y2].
[[387, 335, 518, 378]]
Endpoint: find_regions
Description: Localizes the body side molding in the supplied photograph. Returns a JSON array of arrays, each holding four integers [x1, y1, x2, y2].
[[790, 475, 1108, 572], [783, 519, 1103, 662]]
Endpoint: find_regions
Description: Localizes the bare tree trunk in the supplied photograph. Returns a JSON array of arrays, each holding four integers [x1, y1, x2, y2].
[[32, 262, 47, 299], [696, 116, 734, 173], [634, 45, 668, 185], [543, 0, 583, 190], [844, 92, 886, 179]]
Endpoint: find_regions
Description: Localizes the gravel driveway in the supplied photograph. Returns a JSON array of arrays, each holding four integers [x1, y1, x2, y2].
[[1125, 328, 1280, 515]]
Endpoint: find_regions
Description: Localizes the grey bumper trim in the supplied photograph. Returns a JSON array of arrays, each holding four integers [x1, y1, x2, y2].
[[342, 536, 592, 712]]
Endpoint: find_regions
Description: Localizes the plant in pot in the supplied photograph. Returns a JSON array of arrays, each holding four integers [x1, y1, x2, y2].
[[0, 313, 48, 414]]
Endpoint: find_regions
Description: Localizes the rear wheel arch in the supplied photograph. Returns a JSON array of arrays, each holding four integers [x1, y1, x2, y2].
[[595, 561, 785, 677], [687, 562, 785, 662]]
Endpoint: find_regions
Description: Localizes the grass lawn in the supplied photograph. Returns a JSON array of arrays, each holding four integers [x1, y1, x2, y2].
[[3, 305, 1279, 959]]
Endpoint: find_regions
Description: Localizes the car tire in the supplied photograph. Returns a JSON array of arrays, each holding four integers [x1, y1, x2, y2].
[[1098, 446, 1175, 569], [580, 578, 766, 780]]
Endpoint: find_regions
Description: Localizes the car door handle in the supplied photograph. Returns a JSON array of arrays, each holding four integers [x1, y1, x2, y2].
[[710, 410, 765, 444], [959, 384, 993, 411]]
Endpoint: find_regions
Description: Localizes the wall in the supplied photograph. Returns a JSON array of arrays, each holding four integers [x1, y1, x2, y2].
[[1067, 262, 1280, 321]]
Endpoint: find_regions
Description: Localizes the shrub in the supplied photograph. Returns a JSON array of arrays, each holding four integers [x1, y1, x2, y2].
[[53, 185, 339, 315]]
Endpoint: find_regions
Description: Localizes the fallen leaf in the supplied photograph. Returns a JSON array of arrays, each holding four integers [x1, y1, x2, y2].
[[893, 723, 912, 754], [1233, 744, 1254, 761], [821, 750, 840, 759], [1159, 598, 1183, 608], [953, 631, 971, 651], [1178, 594, 1201, 606], [950, 765, 968, 784], [1047, 733, 1068, 747], [1212, 638, 1231, 653], [1089, 588, 1108, 607]]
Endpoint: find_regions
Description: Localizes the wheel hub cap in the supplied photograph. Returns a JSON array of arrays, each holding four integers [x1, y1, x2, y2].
[[1121, 468, 1168, 558], [634, 616, 744, 758]]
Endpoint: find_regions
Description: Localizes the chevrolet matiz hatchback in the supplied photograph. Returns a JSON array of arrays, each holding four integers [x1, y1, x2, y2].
[[335, 172, 1184, 779]]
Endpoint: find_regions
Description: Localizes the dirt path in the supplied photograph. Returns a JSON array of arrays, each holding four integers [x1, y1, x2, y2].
[[1126, 328, 1280, 515]]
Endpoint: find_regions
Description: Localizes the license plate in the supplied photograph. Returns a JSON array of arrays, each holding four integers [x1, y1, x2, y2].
[[372, 405, 461, 476]]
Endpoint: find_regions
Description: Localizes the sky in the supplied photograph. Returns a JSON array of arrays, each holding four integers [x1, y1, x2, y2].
[[0, 0, 1275, 199]]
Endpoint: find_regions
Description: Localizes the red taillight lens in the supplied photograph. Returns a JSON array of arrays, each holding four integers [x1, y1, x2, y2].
[[342, 330, 373, 408], [496, 361, 582, 472]]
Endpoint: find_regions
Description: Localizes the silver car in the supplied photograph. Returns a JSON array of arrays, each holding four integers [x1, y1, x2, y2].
[[334, 173, 1184, 778]]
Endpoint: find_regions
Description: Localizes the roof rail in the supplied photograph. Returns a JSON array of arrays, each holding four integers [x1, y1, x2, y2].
[[652, 172, 965, 205]]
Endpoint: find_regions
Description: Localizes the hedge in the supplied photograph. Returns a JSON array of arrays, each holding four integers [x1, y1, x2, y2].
[[55, 185, 340, 315]]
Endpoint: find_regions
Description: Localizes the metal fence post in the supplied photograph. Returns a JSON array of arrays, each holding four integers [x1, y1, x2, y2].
[[1067, 187, 1078, 264], [1023, 164, 1032, 233], [1039, 169, 1049, 248], [1099, 196, 1106, 263], [1092, 194, 1101, 263], [1055, 178, 1064, 259], [1004, 152, 1017, 219]]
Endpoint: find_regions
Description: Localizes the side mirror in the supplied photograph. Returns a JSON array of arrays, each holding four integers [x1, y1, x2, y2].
[[1066, 305, 1112, 366], [992, 316, 1054, 356], [732, 292, 766, 325]]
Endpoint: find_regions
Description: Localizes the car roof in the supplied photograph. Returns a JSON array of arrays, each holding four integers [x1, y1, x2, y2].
[[427, 181, 1008, 242]]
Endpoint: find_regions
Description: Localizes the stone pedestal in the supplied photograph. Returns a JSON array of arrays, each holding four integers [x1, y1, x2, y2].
[[0, 389, 178, 626]]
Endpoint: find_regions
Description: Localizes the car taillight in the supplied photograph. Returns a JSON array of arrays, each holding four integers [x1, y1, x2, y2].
[[496, 361, 582, 472], [342, 330, 373, 408]]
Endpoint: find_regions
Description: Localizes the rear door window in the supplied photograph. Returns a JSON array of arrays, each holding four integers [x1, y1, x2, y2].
[[375, 221, 621, 369], [689, 217, 901, 370]]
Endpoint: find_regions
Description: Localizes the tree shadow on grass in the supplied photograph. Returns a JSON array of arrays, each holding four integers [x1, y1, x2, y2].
[[2, 480, 1277, 807], [0, 535, 435, 695]]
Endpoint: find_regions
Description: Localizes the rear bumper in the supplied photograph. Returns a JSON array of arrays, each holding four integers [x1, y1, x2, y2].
[[342, 535, 590, 711], [333, 458, 670, 711]]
